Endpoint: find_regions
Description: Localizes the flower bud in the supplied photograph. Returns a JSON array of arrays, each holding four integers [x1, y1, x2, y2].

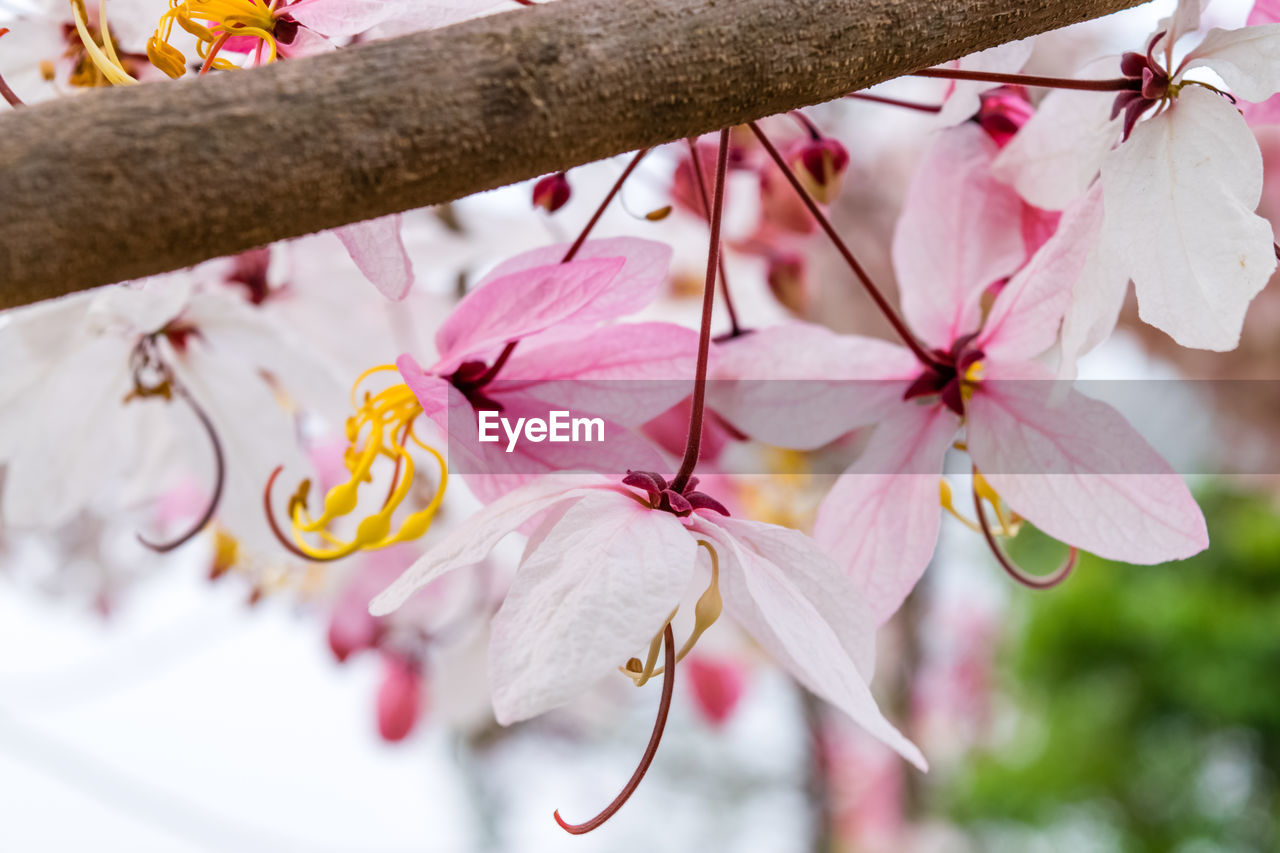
[[532, 172, 571, 213], [377, 655, 424, 742], [788, 137, 849, 205], [766, 251, 808, 317], [685, 655, 746, 726], [976, 86, 1033, 148]]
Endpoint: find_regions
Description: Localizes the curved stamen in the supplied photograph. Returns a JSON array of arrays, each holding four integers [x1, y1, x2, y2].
[[264, 466, 346, 563], [555, 622, 675, 835], [972, 480, 1077, 590], [136, 388, 226, 553]]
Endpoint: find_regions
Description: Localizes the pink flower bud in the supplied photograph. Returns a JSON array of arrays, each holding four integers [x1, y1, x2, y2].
[[788, 137, 849, 205], [685, 655, 747, 726], [532, 172, 571, 213], [976, 87, 1034, 148], [766, 251, 808, 317], [376, 655, 424, 742]]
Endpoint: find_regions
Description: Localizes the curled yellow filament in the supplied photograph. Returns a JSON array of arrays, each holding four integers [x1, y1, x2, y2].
[[69, 0, 138, 85], [623, 540, 723, 686], [148, 0, 281, 78], [284, 366, 447, 560]]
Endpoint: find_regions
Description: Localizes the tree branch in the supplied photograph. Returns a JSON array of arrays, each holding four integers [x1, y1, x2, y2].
[[0, 0, 1146, 309]]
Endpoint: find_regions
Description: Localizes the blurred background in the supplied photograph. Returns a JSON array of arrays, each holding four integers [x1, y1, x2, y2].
[[1, 0, 1277, 850]]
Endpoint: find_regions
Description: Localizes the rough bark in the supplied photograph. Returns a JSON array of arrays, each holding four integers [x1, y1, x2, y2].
[[0, 0, 1146, 308]]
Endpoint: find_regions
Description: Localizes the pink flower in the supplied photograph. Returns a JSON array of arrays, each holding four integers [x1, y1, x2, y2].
[[395, 238, 699, 502], [369, 474, 926, 769], [808, 184, 1208, 624]]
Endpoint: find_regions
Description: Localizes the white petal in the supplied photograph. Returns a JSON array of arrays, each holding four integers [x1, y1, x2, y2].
[[692, 517, 927, 770], [1057, 235, 1130, 379], [1101, 87, 1275, 350], [1184, 25, 1280, 103], [488, 493, 695, 724], [991, 61, 1119, 210], [369, 476, 611, 615]]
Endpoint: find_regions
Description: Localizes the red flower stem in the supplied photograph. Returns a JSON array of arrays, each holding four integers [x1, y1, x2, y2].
[[686, 136, 742, 338], [671, 128, 729, 494], [747, 120, 940, 370], [845, 91, 941, 113], [972, 481, 1077, 589], [474, 147, 651, 387], [136, 388, 225, 553], [911, 67, 1138, 92], [554, 622, 676, 834]]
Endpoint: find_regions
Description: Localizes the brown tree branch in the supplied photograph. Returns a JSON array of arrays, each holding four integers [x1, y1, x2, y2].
[[0, 0, 1146, 309]]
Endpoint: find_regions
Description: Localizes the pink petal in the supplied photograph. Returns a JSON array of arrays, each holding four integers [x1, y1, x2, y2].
[[691, 516, 927, 770], [476, 236, 671, 328], [432, 255, 626, 372], [287, 0, 410, 37], [334, 214, 414, 301], [488, 492, 695, 723], [976, 184, 1105, 363], [894, 124, 1027, 350], [395, 354, 451, 422], [966, 362, 1208, 563], [708, 323, 918, 450], [812, 402, 959, 626], [497, 321, 700, 427], [1249, 0, 1280, 25]]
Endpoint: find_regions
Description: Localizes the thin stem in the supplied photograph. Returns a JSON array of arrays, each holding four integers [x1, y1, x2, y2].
[[912, 67, 1138, 92], [671, 128, 729, 494], [474, 147, 652, 388], [0, 29, 25, 108], [972, 481, 1077, 590], [747, 120, 940, 369], [686, 136, 742, 338], [554, 622, 676, 834], [136, 389, 226, 553], [845, 91, 940, 113], [788, 109, 822, 139]]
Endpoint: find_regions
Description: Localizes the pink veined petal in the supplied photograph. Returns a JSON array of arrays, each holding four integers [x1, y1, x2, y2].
[[487, 492, 695, 724], [936, 38, 1035, 127], [477, 236, 672, 326], [977, 184, 1105, 364], [368, 476, 615, 615], [334, 214, 415, 301], [1183, 24, 1280, 104], [812, 402, 959, 626], [1249, 0, 1280, 24], [966, 362, 1208, 564], [432, 255, 625, 372], [708, 323, 919, 451], [690, 516, 927, 770], [496, 321, 701, 427], [894, 123, 1027, 350], [991, 58, 1120, 211], [1101, 87, 1275, 351]]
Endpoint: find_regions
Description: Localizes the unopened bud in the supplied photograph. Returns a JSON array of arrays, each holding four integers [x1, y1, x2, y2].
[[788, 137, 849, 205], [767, 252, 808, 317], [532, 171, 571, 213], [976, 87, 1033, 148]]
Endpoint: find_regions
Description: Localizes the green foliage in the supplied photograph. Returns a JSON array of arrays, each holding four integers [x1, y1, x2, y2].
[[945, 486, 1280, 852]]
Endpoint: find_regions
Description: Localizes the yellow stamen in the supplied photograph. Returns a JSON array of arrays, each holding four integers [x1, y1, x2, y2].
[[285, 368, 447, 560], [623, 541, 723, 686], [70, 0, 138, 85], [146, 0, 281, 77]]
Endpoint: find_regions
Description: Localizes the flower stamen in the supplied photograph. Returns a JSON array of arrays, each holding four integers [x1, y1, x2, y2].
[[971, 467, 1076, 589], [623, 540, 722, 686]]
